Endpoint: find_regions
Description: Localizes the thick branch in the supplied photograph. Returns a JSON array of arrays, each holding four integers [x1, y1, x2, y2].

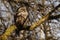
[[29, 13, 49, 30], [0, 4, 60, 40], [0, 25, 17, 40], [29, 4, 60, 30]]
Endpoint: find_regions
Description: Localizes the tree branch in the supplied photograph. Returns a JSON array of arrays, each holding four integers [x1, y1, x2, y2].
[[0, 4, 60, 40], [49, 14, 60, 20], [29, 4, 60, 30], [0, 25, 17, 40]]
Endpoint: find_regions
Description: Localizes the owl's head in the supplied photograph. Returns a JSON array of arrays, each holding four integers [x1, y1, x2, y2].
[[14, 6, 28, 25]]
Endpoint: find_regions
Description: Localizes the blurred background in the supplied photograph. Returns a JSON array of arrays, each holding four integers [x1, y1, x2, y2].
[[0, 0, 60, 40]]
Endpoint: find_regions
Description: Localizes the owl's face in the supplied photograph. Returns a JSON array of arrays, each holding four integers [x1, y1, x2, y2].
[[16, 6, 28, 25]]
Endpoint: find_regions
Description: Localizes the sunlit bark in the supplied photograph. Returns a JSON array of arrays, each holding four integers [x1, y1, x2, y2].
[[0, 0, 60, 39], [30, 4, 60, 30], [0, 25, 16, 40]]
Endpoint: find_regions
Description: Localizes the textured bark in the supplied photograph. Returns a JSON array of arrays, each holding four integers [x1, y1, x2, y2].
[[0, 0, 60, 39], [30, 4, 60, 30], [0, 25, 16, 40]]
